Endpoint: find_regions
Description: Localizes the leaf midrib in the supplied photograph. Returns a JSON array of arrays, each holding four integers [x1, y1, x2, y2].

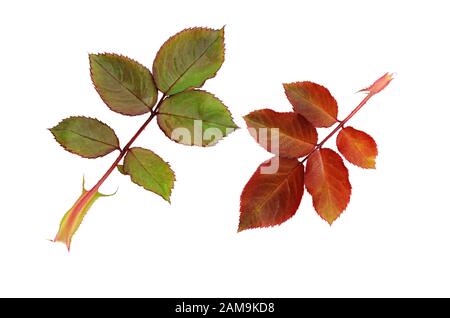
[[247, 120, 315, 148], [344, 132, 372, 160], [158, 112, 234, 128], [296, 93, 336, 124], [315, 152, 347, 215], [53, 128, 118, 149]]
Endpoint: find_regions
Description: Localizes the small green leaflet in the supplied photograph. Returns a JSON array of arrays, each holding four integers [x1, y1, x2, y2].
[[90, 53, 158, 116], [153, 27, 225, 95], [123, 147, 175, 202], [157, 90, 237, 146], [50, 116, 120, 158]]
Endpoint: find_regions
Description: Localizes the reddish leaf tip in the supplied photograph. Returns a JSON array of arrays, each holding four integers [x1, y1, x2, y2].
[[358, 72, 394, 95]]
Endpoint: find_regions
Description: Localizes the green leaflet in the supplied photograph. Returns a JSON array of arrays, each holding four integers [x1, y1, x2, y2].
[[157, 90, 238, 147], [123, 147, 175, 202], [50, 116, 120, 158], [152, 27, 225, 95], [90, 53, 158, 116]]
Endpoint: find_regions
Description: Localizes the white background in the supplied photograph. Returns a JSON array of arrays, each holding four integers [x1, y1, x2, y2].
[[1, 0, 449, 297]]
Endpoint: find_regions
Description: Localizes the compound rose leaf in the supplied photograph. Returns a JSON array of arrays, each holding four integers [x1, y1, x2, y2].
[[336, 126, 378, 169], [284, 81, 338, 127], [239, 158, 304, 231], [305, 148, 351, 224], [244, 109, 317, 158], [153, 27, 225, 95]]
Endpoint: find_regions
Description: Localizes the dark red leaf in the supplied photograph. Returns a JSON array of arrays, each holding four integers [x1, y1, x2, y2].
[[336, 126, 378, 169], [239, 158, 304, 231], [305, 148, 351, 224], [284, 81, 338, 128], [244, 109, 317, 158]]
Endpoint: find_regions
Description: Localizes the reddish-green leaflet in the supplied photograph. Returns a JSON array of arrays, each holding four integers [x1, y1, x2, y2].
[[50, 27, 237, 250], [240, 73, 393, 230]]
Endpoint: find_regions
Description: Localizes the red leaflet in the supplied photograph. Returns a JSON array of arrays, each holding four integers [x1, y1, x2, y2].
[[336, 127, 378, 169], [283, 81, 338, 128], [239, 158, 304, 231], [305, 148, 351, 224], [244, 109, 317, 158], [239, 73, 392, 231]]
